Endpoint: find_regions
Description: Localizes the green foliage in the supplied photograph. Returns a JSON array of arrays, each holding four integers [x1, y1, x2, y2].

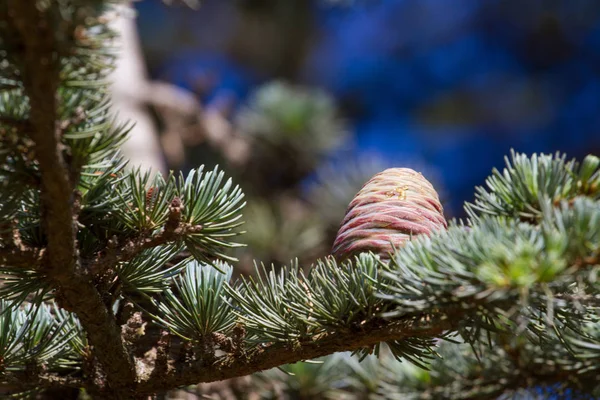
[[237, 81, 348, 159], [465, 150, 600, 220], [228, 260, 309, 343], [227, 254, 441, 365], [115, 170, 178, 233], [0, 301, 75, 372], [116, 244, 187, 294], [54, 306, 88, 360], [382, 197, 598, 307], [0, 164, 246, 304], [152, 261, 236, 341], [372, 328, 600, 399], [220, 152, 599, 397], [240, 199, 325, 264], [294, 254, 384, 328], [0, 0, 130, 255], [0, 267, 50, 309], [234, 81, 349, 196], [177, 166, 246, 262], [254, 324, 600, 399], [80, 164, 246, 261], [0, 0, 127, 170], [251, 350, 432, 400], [77, 155, 130, 253]]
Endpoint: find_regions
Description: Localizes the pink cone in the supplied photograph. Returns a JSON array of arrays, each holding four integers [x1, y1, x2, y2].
[[332, 168, 447, 261]]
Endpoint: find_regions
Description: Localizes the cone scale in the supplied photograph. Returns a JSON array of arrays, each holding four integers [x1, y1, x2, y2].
[[332, 168, 447, 261]]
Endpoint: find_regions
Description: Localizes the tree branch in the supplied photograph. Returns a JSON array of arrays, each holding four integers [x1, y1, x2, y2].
[[7, 3, 136, 397], [136, 315, 453, 393], [2, 372, 83, 393], [91, 198, 200, 277], [91, 225, 201, 274], [135, 250, 600, 395], [0, 248, 44, 269], [0, 220, 44, 268], [0, 116, 30, 131]]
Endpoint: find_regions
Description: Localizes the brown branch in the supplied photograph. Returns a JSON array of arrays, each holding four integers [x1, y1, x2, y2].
[[143, 80, 250, 168], [134, 253, 600, 394], [91, 198, 198, 277], [0, 116, 30, 131], [92, 224, 201, 275], [0, 220, 43, 268], [7, 3, 136, 398], [0, 248, 44, 269], [0, 117, 35, 159], [136, 316, 454, 394], [2, 372, 83, 392]]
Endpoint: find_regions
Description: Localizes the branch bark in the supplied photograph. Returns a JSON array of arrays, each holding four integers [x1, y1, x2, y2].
[[136, 316, 453, 393], [7, 3, 136, 397], [2, 372, 83, 392], [0, 116, 30, 131], [91, 199, 199, 277], [0, 248, 44, 269], [91, 223, 202, 275]]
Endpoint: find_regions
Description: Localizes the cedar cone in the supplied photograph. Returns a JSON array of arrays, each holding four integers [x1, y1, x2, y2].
[[332, 168, 447, 261]]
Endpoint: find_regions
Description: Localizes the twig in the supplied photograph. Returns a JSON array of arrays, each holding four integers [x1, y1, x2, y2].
[[142, 81, 250, 167], [0, 248, 45, 269], [91, 198, 200, 277], [0, 116, 31, 131], [2, 372, 83, 391]]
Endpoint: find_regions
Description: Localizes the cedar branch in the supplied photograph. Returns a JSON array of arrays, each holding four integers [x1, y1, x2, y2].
[[91, 198, 199, 276], [136, 316, 453, 393], [3, 372, 83, 392], [135, 254, 600, 394], [0, 248, 44, 268], [7, 3, 136, 397]]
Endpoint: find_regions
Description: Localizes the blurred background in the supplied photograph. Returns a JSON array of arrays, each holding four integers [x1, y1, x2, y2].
[[115, 1, 600, 397], [125, 0, 600, 271]]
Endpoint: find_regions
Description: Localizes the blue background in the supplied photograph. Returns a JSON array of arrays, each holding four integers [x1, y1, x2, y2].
[[136, 0, 600, 216]]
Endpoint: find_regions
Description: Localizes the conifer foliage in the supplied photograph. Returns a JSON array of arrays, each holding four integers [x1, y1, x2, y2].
[[0, 1, 599, 399]]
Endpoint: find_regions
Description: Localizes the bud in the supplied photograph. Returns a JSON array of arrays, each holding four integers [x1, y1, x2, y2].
[[332, 168, 447, 261]]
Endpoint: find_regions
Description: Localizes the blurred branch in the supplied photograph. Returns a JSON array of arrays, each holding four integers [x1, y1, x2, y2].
[[144, 81, 250, 168], [0, 116, 30, 131], [0, 248, 44, 269], [162, 0, 200, 9], [109, 4, 166, 174], [110, 2, 251, 172], [144, 81, 202, 117]]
